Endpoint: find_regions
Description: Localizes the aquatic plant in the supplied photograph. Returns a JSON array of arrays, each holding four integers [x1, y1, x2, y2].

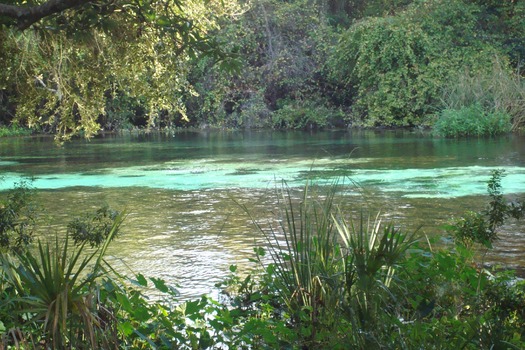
[[433, 104, 512, 137]]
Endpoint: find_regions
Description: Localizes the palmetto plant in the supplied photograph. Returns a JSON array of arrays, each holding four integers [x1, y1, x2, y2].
[[0, 214, 123, 349], [245, 181, 416, 346], [272, 183, 343, 321], [333, 212, 416, 334], [243, 182, 344, 336]]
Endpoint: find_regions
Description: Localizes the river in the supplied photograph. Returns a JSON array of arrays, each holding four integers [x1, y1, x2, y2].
[[1, 130, 524, 299]]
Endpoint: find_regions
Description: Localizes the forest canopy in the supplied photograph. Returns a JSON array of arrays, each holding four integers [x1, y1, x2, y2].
[[0, 0, 524, 138], [0, 0, 241, 140]]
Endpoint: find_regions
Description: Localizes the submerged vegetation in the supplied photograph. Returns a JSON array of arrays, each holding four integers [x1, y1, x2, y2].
[[1, 173, 524, 348]]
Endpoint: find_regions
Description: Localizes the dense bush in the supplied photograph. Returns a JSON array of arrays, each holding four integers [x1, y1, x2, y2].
[[183, 0, 341, 129], [433, 104, 512, 137], [221, 180, 525, 348], [439, 58, 525, 132], [329, 0, 504, 127], [1, 0, 522, 134], [0, 180, 37, 251]]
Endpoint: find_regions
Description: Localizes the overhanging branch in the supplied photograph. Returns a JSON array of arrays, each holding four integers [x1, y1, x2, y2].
[[0, 0, 91, 30]]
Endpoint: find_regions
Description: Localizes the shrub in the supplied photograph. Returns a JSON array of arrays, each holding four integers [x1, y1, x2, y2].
[[440, 57, 525, 132], [433, 104, 512, 137], [0, 180, 37, 252], [0, 124, 33, 137], [234, 181, 417, 348], [449, 169, 524, 248], [67, 205, 121, 247], [329, 0, 504, 126], [272, 100, 344, 129], [0, 217, 122, 349]]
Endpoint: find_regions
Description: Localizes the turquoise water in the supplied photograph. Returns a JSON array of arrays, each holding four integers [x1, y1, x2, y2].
[[1, 130, 524, 197], [1, 130, 524, 298]]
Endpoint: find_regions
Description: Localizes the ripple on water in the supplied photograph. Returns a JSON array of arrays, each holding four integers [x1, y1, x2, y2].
[[3, 132, 525, 299]]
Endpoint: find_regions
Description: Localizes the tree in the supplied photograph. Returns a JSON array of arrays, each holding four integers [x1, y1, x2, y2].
[[183, 0, 342, 129], [0, 0, 240, 140], [0, 0, 90, 30], [329, 0, 507, 127]]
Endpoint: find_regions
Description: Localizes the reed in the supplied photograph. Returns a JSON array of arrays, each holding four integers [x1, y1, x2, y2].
[[441, 56, 525, 132]]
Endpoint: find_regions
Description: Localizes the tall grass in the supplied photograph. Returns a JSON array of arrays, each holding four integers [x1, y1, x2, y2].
[[440, 56, 525, 132], [433, 104, 511, 137]]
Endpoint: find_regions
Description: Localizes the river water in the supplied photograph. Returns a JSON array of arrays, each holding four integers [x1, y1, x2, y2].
[[1, 130, 524, 298]]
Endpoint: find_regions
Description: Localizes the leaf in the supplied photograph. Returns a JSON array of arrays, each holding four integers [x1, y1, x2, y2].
[[254, 246, 265, 256], [151, 277, 169, 293], [118, 321, 134, 336], [133, 305, 151, 322], [134, 273, 148, 287], [115, 292, 133, 311], [184, 300, 203, 318]]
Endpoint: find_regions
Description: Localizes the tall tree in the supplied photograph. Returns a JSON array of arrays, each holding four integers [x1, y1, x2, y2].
[[0, 0, 239, 140]]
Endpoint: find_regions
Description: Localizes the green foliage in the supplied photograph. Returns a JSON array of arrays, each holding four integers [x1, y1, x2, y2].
[[439, 57, 525, 132], [334, 212, 416, 338], [0, 0, 240, 140], [67, 205, 121, 247], [184, 0, 342, 129], [244, 183, 343, 329], [433, 104, 512, 137], [234, 181, 417, 347], [100, 93, 148, 131], [330, 0, 503, 126], [1, 0, 522, 134], [228, 179, 525, 348], [395, 242, 525, 349], [0, 216, 122, 348], [272, 100, 344, 129], [467, 0, 525, 66], [450, 210, 491, 247], [1, 177, 524, 349], [0, 123, 33, 137], [479, 271, 525, 349], [450, 170, 524, 248], [0, 180, 37, 251]]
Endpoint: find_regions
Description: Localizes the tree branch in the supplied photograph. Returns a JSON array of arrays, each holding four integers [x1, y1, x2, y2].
[[0, 0, 91, 30]]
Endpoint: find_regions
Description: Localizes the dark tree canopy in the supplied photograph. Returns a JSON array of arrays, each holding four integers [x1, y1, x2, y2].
[[0, 0, 90, 30]]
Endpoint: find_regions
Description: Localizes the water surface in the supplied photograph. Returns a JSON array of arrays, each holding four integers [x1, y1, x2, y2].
[[1, 130, 524, 298]]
